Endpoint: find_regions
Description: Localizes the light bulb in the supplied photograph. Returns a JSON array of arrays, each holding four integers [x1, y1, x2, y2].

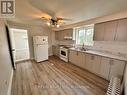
[[56, 24, 60, 28], [47, 22, 50, 26]]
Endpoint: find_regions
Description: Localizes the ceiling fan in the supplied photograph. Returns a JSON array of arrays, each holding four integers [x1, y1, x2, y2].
[[41, 16, 72, 28]]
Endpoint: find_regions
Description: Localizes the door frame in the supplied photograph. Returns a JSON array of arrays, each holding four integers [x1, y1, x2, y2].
[[5, 25, 16, 70]]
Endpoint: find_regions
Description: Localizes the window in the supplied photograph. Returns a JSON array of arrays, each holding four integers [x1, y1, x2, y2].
[[73, 25, 94, 46]]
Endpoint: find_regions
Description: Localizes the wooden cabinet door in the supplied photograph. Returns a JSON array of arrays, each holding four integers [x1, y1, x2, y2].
[[104, 20, 118, 41], [115, 18, 127, 41], [85, 54, 101, 74], [109, 59, 125, 80], [82, 53, 86, 69], [85, 54, 93, 72], [93, 23, 105, 41], [92, 55, 101, 74], [66, 28, 73, 37], [69, 50, 86, 69], [55, 28, 73, 41], [76, 52, 85, 68], [69, 50, 77, 64], [99, 57, 110, 80]]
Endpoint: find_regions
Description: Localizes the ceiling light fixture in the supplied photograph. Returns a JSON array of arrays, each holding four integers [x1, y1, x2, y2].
[[56, 24, 60, 28], [46, 19, 60, 28]]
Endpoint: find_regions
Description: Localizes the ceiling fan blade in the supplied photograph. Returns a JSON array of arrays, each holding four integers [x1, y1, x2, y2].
[[57, 17, 73, 21], [41, 17, 50, 20]]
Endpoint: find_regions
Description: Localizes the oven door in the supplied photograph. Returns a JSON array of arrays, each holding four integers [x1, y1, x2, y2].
[[60, 48, 68, 58]]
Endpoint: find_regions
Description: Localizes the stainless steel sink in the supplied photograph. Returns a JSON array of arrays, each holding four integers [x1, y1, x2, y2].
[[79, 48, 88, 51]]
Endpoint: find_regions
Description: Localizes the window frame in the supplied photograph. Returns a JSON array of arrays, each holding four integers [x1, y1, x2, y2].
[[73, 25, 94, 46]]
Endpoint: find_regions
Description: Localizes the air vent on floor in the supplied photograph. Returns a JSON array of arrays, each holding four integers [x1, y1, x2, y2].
[[106, 77, 121, 95]]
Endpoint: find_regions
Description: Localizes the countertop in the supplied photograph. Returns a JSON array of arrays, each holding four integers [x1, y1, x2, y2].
[[69, 48, 127, 61]]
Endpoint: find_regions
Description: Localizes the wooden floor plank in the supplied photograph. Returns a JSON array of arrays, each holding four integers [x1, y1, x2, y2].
[[11, 56, 109, 95]]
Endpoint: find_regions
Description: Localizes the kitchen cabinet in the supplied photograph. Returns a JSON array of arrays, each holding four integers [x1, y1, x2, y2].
[[94, 18, 127, 41], [94, 20, 118, 41], [55, 28, 73, 41], [104, 20, 118, 41], [109, 59, 125, 80], [69, 50, 77, 64], [93, 23, 105, 41], [115, 18, 127, 41], [69, 50, 126, 80], [85, 54, 101, 74], [69, 50, 85, 68], [99, 57, 111, 80], [55, 31, 64, 41], [52, 45, 60, 57]]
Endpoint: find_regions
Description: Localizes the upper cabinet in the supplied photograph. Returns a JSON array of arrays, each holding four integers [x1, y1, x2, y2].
[[94, 23, 105, 41], [94, 18, 127, 41], [115, 18, 127, 41], [104, 20, 118, 41], [55, 28, 73, 41]]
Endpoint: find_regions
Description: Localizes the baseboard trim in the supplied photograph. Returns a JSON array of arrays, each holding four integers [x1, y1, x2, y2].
[[7, 69, 13, 95]]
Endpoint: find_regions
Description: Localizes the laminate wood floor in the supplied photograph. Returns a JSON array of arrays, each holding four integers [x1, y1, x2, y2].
[[11, 56, 109, 95]]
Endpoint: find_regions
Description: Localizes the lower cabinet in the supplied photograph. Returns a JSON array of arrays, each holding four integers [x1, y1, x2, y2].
[[99, 57, 111, 80], [108, 59, 125, 80], [52, 46, 60, 57], [69, 50, 126, 80], [69, 50, 85, 68], [100, 57, 125, 80], [85, 54, 101, 74]]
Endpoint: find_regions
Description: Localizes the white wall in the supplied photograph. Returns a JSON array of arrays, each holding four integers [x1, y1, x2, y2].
[[7, 21, 54, 59], [0, 19, 13, 95]]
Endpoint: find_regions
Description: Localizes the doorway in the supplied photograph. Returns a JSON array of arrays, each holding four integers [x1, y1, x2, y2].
[[9, 28, 30, 63]]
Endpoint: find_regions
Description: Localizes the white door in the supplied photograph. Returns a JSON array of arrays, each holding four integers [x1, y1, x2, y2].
[[35, 44, 48, 62]]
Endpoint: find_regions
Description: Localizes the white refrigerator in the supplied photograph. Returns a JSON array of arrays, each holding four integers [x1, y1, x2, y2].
[[33, 36, 48, 62]]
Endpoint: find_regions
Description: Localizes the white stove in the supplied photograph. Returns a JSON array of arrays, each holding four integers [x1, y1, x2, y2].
[[60, 47, 69, 62]]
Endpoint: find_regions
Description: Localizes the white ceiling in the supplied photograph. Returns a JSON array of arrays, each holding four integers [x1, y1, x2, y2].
[[7, 0, 127, 26]]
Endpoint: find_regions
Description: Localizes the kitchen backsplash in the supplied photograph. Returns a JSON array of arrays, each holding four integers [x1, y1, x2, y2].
[[86, 41, 127, 58], [55, 40, 127, 58]]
